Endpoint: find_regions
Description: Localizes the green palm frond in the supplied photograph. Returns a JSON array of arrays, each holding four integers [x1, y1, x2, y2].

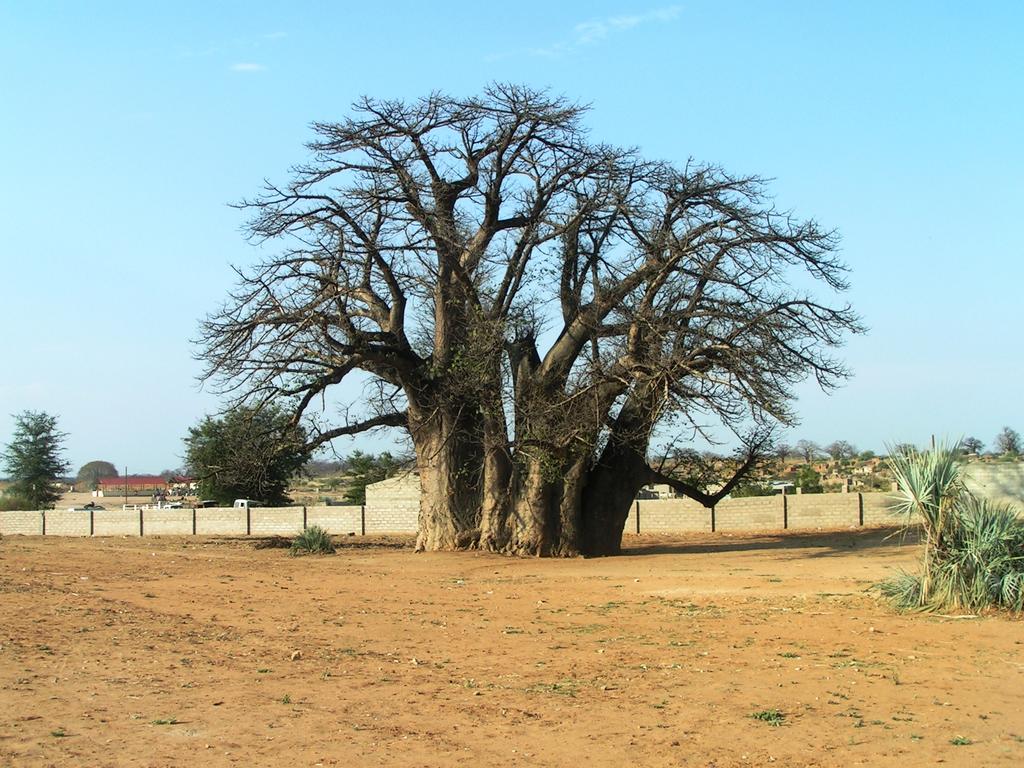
[[877, 441, 1024, 613]]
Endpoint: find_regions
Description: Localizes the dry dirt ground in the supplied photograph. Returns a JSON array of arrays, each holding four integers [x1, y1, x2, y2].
[[1, 528, 1022, 767]]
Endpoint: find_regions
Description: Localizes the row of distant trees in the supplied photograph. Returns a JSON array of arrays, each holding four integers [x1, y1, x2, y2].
[[777, 428, 1021, 462]]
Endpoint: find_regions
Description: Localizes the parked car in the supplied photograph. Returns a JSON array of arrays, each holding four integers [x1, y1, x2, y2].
[[69, 503, 105, 512]]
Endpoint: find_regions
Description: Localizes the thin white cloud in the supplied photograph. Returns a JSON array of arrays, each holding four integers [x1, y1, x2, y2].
[[230, 62, 267, 72], [524, 5, 682, 58], [177, 32, 285, 62]]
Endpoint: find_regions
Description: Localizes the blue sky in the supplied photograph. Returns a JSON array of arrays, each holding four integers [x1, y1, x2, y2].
[[1, 1, 1021, 472]]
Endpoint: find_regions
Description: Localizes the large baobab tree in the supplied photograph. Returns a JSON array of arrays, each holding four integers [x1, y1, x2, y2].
[[198, 84, 862, 556]]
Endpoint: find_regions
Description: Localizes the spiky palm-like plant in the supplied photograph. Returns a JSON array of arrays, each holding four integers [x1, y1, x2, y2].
[[879, 442, 1024, 612], [290, 525, 336, 556]]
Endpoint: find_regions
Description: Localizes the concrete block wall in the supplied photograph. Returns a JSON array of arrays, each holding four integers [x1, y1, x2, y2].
[[964, 464, 1024, 507], [363, 504, 418, 534], [634, 498, 712, 532], [305, 505, 362, 535], [715, 496, 785, 531], [861, 492, 898, 526], [143, 509, 194, 536], [93, 510, 142, 536], [250, 507, 305, 536], [787, 492, 860, 529], [364, 474, 419, 533], [194, 508, 248, 535], [0, 511, 43, 535], [43, 510, 91, 536], [0, 489, 915, 538]]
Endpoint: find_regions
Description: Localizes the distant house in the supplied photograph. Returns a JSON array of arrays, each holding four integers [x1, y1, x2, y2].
[[97, 475, 168, 495], [638, 483, 677, 499], [167, 475, 197, 492]]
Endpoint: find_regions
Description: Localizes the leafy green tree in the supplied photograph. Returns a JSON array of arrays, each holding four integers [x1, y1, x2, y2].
[[343, 450, 402, 505], [76, 460, 118, 491], [2, 411, 70, 509], [794, 465, 823, 494], [183, 406, 310, 505]]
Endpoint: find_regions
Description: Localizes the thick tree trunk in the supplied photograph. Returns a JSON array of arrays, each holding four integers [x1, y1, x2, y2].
[[477, 414, 513, 552], [579, 385, 657, 556], [412, 408, 484, 552], [506, 457, 555, 555], [580, 442, 648, 556], [551, 458, 587, 556]]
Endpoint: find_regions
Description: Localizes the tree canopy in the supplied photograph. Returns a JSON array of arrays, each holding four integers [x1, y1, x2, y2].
[[2, 411, 70, 509], [76, 460, 119, 491], [825, 440, 857, 461], [961, 437, 984, 455], [995, 427, 1021, 456], [795, 440, 823, 463], [342, 450, 403, 505], [183, 406, 310, 505], [198, 85, 862, 555]]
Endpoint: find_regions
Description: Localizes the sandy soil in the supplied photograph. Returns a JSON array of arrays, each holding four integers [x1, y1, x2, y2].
[[1, 528, 1022, 767]]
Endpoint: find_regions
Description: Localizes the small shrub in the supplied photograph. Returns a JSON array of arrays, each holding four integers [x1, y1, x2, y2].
[[290, 525, 335, 556], [877, 442, 1024, 613], [730, 482, 776, 498], [751, 709, 785, 726], [0, 493, 32, 511]]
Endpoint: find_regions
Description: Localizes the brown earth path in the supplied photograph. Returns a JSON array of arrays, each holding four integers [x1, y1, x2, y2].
[[1, 528, 1022, 767]]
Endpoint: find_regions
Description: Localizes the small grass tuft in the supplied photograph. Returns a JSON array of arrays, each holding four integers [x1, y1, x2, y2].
[[751, 709, 785, 726], [290, 525, 336, 556]]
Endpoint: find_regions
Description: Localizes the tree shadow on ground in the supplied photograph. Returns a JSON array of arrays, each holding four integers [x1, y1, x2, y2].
[[620, 526, 921, 558]]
